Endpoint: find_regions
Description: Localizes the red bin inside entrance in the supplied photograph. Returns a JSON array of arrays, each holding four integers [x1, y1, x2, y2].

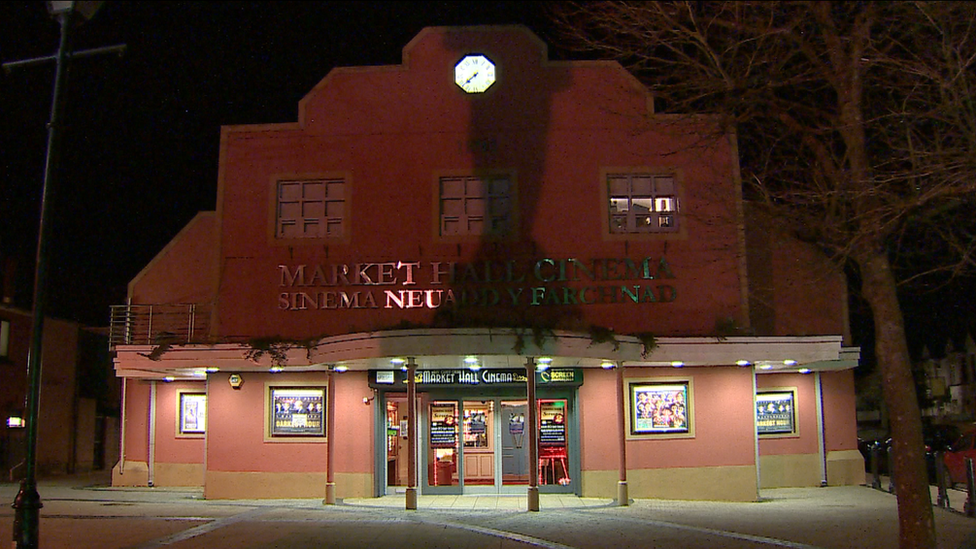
[[435, 459, 453, 486]]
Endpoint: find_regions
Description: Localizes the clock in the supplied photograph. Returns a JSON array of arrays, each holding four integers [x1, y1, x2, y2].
[[454, 54, 496, 93]]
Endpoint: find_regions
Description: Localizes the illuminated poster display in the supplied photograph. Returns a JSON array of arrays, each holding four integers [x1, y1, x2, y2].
[[757, 391, 796, 435], [429, 403, 458, 448], [180, 393, 207, 434], [271, 387, 325, 436], [539, 400, 567, 446], [630, 382, 689, 434]]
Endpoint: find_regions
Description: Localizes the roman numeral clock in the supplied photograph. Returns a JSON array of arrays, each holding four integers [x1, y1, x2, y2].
[[454, 54, 496, 93]]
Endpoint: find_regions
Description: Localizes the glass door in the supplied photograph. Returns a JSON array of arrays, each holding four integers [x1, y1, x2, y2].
[[500, 400, 529, 490], [461, 401, 494, 492], [426, 400, 460, 493]]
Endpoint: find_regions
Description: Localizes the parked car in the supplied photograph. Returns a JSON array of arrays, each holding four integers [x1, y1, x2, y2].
[[859, 423, 961, 484], [943, 429, 976, 487]]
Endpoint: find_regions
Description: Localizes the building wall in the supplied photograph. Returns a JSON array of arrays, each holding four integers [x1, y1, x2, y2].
[[129, 212, 218, 306], [212, 26, 745, 342], [580, 366, 758, 501], [110, 25, 859, 501]]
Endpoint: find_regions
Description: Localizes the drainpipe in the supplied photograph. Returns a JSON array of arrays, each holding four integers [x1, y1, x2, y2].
[[119, 379, 126, 475], [148, 380, 156, 487], [526, 357, 539, 512], [616, 361, 629, 506], [753, 365, 760, 499], [325, 368, 337, 504], [815, 372, 827, 486], [405, 357, 417, 510]]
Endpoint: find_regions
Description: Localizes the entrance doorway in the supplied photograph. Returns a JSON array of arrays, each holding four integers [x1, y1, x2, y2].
[[426, 398, 530, 494], [380, 393, 574, 496]]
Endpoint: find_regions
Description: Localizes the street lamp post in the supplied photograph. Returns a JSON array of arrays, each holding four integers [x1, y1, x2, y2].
[[4, 3, 117, 547]]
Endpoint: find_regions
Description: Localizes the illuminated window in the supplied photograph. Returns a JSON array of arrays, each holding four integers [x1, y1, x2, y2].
[[276, 179, 345, 238], [608, 174, 679, 233], [440, 176, 512, 236], [0, 319, 9, 360]]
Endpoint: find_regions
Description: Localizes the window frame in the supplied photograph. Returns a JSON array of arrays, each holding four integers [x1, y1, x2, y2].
[[436, 173, 517, 240], [270, 174, 351, 244], [602, 169, 686, 239]]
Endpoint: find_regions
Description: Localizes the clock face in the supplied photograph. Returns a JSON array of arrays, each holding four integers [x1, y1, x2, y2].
[[454, 55, 496, 93]]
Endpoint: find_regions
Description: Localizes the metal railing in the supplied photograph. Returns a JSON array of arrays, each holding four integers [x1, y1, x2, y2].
[[109, 303, 212, 348]]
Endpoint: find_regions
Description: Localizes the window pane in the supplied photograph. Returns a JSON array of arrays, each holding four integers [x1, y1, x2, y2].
[[632, 198, 653, 213], [303, 220, 320, 237], [325, 200, 344, 217], [279, 221, 300, 238], [279, 182, 302, 201], [279, 202, 300, 219], [0, 320, 9, 358], [442, 178, 465, 197], [468, 217, 484, 234], [655, 177, 674, 195], [490, 196, 511, 216], [466, 197, 486, 216], [655, 197, 675, 212], [303, 182, 325, 200], [610, 197, 629, 213], [442, 218, 461, 235], [326, 220, 343, 236], [465, 178, 485, 196], [608, 177, 629, 196], [442, 198, 464, 217], [610, 215, 627, 233], [489, 178, 510, 195], [303, 202, 324, 218], [325, 181, 344, 199], [631, 176, 652, 195]]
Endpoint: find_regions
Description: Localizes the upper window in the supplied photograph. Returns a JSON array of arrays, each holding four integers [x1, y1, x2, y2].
[[0, 319, 9, 360], [276, 179, 345, 239], [608, 174, 679, 233], [440, 176, 512, 237]]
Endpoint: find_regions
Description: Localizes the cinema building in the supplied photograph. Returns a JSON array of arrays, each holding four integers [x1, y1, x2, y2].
[[109, 25, 863, 504]]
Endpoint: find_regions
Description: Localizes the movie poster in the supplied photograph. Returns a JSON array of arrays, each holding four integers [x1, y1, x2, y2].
[[631, 383, 689, 434], [756, 391, 796, 435], [180, 393, 207, 434], [539, 400, 567, 446], [429, 403, 458, 448], [271, 388, 325, 436]]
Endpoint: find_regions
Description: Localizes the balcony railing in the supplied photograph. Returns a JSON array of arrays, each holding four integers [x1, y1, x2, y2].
[[109, 303, 212, 348]]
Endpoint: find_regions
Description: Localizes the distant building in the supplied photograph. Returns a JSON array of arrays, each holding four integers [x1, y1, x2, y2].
[[0, 303, 120, 478], [918, 335, 976, 422], [109, 25, 861, 501]]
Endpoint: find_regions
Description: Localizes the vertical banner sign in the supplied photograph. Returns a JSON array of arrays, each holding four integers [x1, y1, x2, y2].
[[539, 400, 567, 446], [429, 403, 457, 448], [271, 388, 326, 436]]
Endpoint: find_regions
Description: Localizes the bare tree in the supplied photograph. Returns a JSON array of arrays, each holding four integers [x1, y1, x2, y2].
[[549, 2, 976, 547]]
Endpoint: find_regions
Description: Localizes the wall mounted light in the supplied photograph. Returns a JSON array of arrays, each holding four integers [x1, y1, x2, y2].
[[601, 361, 615, 370], [228, 373, 244, 389]]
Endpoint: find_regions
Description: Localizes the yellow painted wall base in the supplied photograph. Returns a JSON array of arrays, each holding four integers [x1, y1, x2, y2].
[[112, 460, 148, 487], [583, 466, 758, 502], [826, 449, 865, 486], [759, 453, 822, 488], [111, 461, 204, 487], [204, 471, 373, 499]]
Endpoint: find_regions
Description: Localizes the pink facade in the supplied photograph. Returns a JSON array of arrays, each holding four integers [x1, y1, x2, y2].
[[111, 26, 862, 502]]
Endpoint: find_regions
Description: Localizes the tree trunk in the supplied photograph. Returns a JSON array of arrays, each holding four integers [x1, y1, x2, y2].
[[855, 247, 936, 548]]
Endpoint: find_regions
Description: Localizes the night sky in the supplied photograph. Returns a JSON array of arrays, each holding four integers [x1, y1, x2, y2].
[[0, 1, 561, 327], [1, 1, 972, 362]]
